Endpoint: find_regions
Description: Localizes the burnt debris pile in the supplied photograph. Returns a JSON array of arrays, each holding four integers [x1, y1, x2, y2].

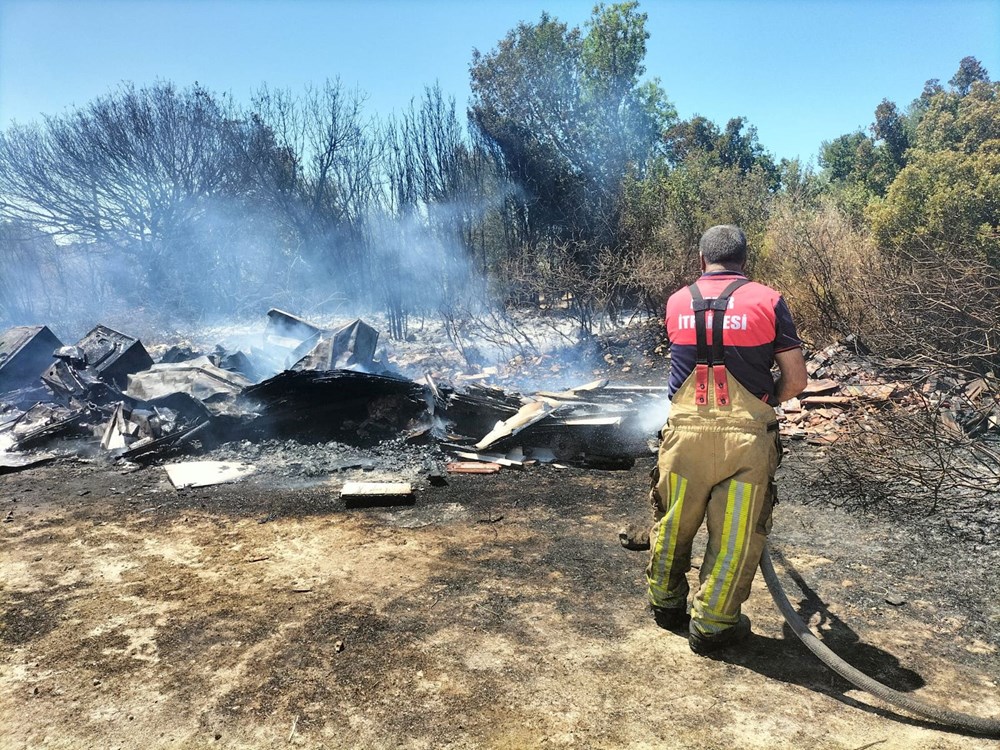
[[244, 369, 431, 442], [775, 337, 1000, 446], [437, 378, 662, 471], [778, 338, 1000, 543], [0, 309, 668, 480]]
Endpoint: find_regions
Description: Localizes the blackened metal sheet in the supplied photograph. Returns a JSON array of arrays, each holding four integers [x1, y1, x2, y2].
[[74, 325, 154, 387], [292, 319, 380, 372], [0, 325, 63, 393]]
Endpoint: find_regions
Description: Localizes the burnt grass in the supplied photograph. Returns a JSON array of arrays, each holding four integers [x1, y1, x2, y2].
[[5, 447, 997, 653], [1, 434, 999, 747]]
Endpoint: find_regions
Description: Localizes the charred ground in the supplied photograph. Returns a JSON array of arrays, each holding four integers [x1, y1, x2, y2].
[[1, 437, 998, 750]]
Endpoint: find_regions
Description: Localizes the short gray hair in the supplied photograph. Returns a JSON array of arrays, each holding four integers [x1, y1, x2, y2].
[[699, 225, 747, 265]]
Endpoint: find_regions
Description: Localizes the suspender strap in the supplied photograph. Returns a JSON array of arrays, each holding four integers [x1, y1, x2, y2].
[[688, 284, 710, 365], [685, 278, 751, 407], [686, 279, 749, 364], [712, 279, 750, 363], [687, 284, 711, 405]]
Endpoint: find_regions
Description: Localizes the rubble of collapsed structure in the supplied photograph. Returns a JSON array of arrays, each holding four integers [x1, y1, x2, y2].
[[776, 337, 1000, 446], [2, 312, 999, 493], [0, 310, 674, 486]]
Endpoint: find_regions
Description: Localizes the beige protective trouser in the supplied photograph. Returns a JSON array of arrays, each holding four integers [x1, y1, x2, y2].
[[645, 368, 780, 636]]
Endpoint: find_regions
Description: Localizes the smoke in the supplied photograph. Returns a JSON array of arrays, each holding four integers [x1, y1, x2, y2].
[[637, 399, 670, 437], [0, 187, 511, 364], [0, 236, 144, 342], [0, 77, 670, 397], [0, 185, 677, 418]]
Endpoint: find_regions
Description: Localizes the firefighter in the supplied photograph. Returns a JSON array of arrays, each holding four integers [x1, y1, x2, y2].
[[647, 224, 807, 654]]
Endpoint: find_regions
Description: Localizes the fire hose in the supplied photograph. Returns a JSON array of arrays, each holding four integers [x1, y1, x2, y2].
[[760, 543, 1000, 736]]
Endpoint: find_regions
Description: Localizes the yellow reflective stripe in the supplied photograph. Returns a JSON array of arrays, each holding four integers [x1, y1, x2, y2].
[[706, 480, 752, 613], [704, 481, 738, 608], [663, 475, 687, 580], [650, 472, 687, 593], [647, 472, 687, 602], [715, 481, 753, 611]]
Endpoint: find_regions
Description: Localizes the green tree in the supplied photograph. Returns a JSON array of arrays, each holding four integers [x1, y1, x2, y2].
[[949, 55, 990, 96], [581, 2, 675, 183], [581, 2, 648, 103], [872, 99, 909, 172], [818, 131, 870, 182], [663, 115, 777, 186], [777, 158, 823, 209], [868, 79, 1000, 263], [620, 150, 776, 307], [717, 117, 779, 187], [469, 3, 674, 253], [663, 115, 720, 164], [818, 99, 915, 209], [470, 13, 587, 246]]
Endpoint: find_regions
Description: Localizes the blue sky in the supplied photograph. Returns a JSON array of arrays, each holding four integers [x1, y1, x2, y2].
[[0, 0, 997, 164]]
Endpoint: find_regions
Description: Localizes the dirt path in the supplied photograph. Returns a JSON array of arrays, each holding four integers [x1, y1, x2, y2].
[[1, 450, 998, 749]]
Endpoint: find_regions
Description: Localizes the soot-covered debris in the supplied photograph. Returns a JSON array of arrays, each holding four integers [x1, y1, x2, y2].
[[207, 437, 446, 481], [42, 325, 154, 401], [0, 325, 63, 394], [777, 338, 1000, 445], [243, 369, 430, 442], [125, 357, 252, 417], [439, 378, 665, 470], [0, 309, 667, 481], [293, 319, 382, 373], [7, 402, 92, 450]]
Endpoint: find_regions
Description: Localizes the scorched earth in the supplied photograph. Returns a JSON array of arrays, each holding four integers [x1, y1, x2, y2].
[[1, 440, 998, 750]]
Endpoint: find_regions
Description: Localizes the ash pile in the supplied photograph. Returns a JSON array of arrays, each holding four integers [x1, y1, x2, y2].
[[0, 310, 668, 488]]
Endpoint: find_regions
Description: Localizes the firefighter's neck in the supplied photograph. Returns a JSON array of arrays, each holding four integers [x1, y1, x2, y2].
[[700, 256, 746, 275]]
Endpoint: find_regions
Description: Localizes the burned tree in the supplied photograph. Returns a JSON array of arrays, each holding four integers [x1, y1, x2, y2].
[[0, 82, 277, 315], [0, 82, 244, 244], [375, 84, 503, 340], [247, 79, 383, 300]]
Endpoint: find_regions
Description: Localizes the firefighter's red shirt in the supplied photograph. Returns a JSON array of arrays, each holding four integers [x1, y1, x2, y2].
[[665, 271, 802, 402]]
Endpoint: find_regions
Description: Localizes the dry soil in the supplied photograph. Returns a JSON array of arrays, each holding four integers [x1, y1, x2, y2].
[[1, 444, 998, 749]]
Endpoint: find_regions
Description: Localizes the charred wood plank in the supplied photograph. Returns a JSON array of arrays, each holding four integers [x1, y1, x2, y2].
[[120, 420, 212, 463], [341, 481, 414, 508]]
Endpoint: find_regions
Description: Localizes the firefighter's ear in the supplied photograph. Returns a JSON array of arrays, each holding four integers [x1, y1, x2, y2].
[[699, 253, 706, 271]]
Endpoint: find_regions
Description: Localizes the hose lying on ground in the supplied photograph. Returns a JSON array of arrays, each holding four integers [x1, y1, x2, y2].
[[760, 544, 1000, 737]]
